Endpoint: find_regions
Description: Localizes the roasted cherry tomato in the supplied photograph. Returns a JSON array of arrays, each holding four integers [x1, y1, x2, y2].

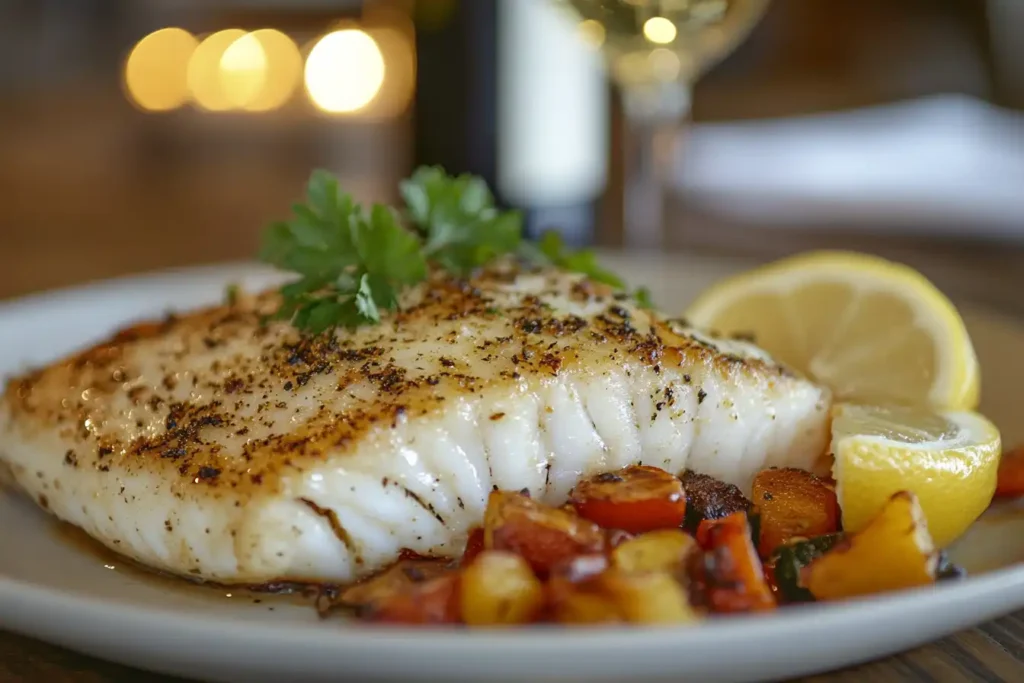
[[570, 465, 687, 533], [484, 490, 605, 576]]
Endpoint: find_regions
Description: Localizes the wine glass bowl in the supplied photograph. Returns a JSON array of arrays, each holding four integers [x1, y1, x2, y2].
[[553, 0, 771, 248]]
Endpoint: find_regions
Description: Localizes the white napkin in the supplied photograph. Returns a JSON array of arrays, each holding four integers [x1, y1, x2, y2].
[[676, 94, 1024, 237]]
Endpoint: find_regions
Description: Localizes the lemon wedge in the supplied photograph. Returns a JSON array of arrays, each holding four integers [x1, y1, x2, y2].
[[831, 403, 1000, 547], [684, 251, 979, 410]]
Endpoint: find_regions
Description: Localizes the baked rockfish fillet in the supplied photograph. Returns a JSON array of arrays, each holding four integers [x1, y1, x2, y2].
[[0, 265, 830, 585]]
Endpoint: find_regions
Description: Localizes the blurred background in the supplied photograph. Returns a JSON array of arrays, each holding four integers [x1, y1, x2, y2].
[[1, 0, 1023, 310]]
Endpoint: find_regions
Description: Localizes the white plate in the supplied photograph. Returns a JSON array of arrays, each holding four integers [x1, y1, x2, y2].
[[2, 255, 1024, 683]]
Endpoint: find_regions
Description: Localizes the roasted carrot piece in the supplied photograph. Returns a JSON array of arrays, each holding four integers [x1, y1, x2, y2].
[[570, 465, 687, 533], [484, 490, 605, 576], [697, 512, 776, 613], [995, 446, 1024, 499], [362, 573, 461, 624], [751, 467, 840, 558], [461, 527, 485, 565]]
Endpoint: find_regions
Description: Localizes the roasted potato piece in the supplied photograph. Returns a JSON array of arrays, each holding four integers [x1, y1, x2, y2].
[[803, 491, 937, 601], [597, 570, 699, 624], [484, 490, 605, 576], [570, 466, 687, 533], [612, 529, 697, 575], [459, 551, 544, 626], [461, 527, 485, 565], [752, 467, 840, 557], [546, 577, 623, 625], [679, 470, 752, 533], [362, 573, 461, 624], [995, 445, 1024, 499], [698, 512, 776, 613]]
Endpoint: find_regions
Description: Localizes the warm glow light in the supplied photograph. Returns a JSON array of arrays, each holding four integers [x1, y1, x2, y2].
[[243, 29, 302, 111], [578, 19, 605, 48], [304, 29, 385, 114], [124, 28, 197, 112], [220, 32, 267, 108], [187, 28, 247, 111], [643, 16, 677, 44]]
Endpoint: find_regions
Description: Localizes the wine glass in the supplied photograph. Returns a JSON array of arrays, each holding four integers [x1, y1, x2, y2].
[[553, 0, 770, 248]]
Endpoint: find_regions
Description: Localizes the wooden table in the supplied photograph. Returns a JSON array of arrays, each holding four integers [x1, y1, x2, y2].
[[4, 97, 1024, 683]]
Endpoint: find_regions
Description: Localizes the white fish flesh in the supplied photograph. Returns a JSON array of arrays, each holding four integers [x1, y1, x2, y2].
[[0, 265, 830, 585]]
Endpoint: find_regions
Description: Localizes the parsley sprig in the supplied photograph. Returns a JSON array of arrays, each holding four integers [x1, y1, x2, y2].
[[259, 167, 652, 333]]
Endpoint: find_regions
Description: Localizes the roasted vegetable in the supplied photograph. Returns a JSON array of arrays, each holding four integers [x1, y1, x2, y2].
[[803, 491, 937, 601], [769, 534, 843, 603], [698, 512, 776, 612], [597, 570, 699, 624], [340, 559, 454, 613], [679, 470, 752, 533], [461, 527, 485, 565], [545, 577, 623, 625], [484, 490, 605, 575], [612, 529, 697, 575], [362, 573, 461, 624], [459, 551, 544, 626], [995, 446, 1024, 499], [752, 467, 840, 557], [570, 466, 687, 533]]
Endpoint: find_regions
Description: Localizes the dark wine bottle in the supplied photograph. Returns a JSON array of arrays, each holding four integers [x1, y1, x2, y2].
[[413, 0, 608, 247]]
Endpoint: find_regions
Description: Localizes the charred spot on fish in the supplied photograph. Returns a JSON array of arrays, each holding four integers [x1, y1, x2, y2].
[[298, 498, 354, 551], [683, 374, 692, 384], [439, 356, 456, 368], [697, 389, 707, 404], [37, 494, 49, 510], [63, 450, 78, 467], [489, 412, 506, 421], [197, 466, 221, 482], [283, 381, 294, 391], [401, 487, 446, 526]]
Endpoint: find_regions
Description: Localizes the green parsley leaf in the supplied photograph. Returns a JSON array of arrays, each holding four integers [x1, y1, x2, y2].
[[633, 286, 654, 309], [536, 231, 625, 289], [400, 165, 524, 276]]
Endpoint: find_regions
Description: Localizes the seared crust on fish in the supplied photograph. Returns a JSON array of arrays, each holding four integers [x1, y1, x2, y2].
[[0, 264, 830, 584]]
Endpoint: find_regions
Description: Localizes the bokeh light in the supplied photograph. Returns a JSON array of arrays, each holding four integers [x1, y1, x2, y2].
[[304, 29, 386, 114], [643, 17, 678, 44], [578, 19, 606, 48], [242, 29, 303, 112], [124, 28, 198, 112], [219, 32, 267, 109], [187, 29, 247, 111]]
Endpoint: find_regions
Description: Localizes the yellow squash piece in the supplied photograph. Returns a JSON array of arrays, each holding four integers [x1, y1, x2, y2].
[[803, 491, 937, 601]]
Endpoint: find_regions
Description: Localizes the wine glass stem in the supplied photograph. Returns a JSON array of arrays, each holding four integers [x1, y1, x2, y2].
[[621, 81, 692, 249]]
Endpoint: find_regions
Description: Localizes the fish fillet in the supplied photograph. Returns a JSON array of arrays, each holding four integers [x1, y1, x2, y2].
[[0, 265, 830, 585]]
